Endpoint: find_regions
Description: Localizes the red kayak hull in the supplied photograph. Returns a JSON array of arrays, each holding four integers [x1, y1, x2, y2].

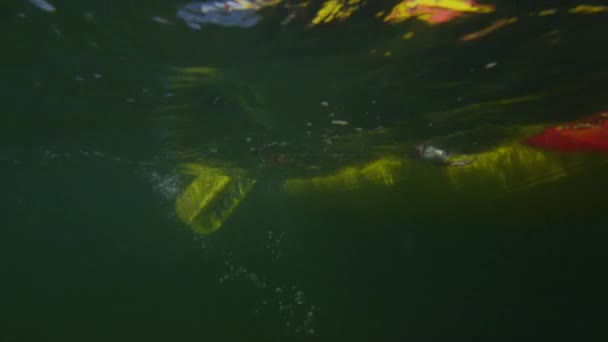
[[525, 112, 608, 152]]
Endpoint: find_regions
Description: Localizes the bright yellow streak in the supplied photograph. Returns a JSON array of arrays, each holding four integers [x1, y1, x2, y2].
[[311, 0, 362, 25], [569, 5, 608, 14]]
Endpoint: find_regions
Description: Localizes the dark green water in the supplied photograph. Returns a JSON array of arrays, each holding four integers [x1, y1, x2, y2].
[[2, 0, 607, 340]]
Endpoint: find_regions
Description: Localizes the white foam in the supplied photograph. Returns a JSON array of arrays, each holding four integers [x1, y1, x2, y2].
[[28, 0, 56, 12]]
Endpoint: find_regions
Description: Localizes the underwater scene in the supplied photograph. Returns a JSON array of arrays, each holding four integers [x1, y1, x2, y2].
[[2, 0, 607, 340]]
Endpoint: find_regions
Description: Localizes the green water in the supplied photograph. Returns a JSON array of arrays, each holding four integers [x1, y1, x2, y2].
[[1, 0, 607, 340]]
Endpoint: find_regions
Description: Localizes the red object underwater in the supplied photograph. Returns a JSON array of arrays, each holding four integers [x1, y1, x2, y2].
[[525, 112, 608, 152]]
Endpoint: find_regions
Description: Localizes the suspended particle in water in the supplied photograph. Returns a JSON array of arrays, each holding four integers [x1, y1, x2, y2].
[[331, 120, 348, 126], [83, 11, 94, 21], [280, 12, 296, 26], [152, 16, 174, 25]]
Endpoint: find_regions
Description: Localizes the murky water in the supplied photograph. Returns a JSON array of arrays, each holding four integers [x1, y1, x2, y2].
[[2, 0, 607, 340]]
